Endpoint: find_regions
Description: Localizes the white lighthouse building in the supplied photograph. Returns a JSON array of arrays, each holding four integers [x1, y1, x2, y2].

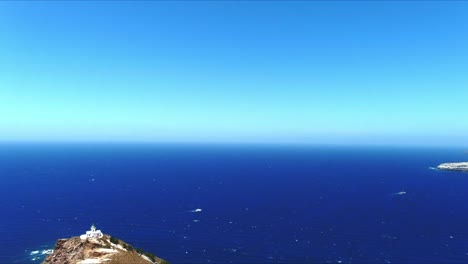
[[80, 224, 104, 240]]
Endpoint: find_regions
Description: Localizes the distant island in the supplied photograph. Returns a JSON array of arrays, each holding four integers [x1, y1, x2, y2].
[[42, 225, 168, 264], [437, 162, 468, 172]]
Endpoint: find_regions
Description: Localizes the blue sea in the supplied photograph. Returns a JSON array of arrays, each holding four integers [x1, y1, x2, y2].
[[1, 144, 468, 263]]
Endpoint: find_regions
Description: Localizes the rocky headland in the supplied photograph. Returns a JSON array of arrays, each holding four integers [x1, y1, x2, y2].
[[437, 162, 468, 172], [42, 234, 168, 264]]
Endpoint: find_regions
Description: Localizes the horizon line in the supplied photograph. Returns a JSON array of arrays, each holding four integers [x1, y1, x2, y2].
[[0, 139, 467, 149]]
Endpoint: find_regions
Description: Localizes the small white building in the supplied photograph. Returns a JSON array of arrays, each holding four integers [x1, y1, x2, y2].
[[80, 224, 104, 240]]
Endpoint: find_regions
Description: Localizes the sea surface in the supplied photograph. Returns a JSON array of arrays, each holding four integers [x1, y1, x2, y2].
[[1, 143, 468, 263]]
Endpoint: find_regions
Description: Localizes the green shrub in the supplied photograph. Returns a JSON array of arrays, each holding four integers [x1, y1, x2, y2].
[[135, 248, 144, 254], [122, 243, 134, 251], [144, 252, 156, 262], [110, 236, 119, 245]]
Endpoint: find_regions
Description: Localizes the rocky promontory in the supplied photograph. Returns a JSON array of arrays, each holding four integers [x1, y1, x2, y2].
[[42, 234, 168, 264], [437, 162, 468, 172]]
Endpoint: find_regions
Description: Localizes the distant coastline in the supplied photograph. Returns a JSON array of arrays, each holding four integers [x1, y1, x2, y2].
[[437, 162, 468, 172]]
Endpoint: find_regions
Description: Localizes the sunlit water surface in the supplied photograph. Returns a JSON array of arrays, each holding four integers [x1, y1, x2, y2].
[[1, 144, 468, 263]]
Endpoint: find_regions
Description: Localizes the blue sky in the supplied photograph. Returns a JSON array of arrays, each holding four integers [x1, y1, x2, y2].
[[0, 1, 467, 145]]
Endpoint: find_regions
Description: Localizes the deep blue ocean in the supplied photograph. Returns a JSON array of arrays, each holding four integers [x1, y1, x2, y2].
[[1, 144, 468, 263]]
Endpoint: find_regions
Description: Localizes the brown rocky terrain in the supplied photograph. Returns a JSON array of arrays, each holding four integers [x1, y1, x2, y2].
[[42, 234, 168, 264]]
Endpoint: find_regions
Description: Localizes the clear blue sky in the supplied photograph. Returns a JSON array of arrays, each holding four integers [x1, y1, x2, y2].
[[1, 1, 467, 145]]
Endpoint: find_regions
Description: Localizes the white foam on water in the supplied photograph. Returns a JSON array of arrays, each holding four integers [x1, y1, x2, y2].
[[42, 249, 53, 255], [26, 248, 53, 263]]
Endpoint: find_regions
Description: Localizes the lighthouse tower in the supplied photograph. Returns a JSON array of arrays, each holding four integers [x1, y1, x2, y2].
[[80, 224, 104, 240]]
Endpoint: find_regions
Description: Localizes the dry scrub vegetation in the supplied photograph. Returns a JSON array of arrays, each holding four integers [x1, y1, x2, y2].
[[109, 252, 151, 264]]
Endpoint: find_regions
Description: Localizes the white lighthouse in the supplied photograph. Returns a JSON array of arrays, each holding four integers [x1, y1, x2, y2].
[[80, 224, 104, 240]]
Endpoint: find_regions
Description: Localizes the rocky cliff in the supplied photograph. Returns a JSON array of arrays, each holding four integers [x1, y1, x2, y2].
[[42, 234, 168, 264], [437, 162, 468, 172]]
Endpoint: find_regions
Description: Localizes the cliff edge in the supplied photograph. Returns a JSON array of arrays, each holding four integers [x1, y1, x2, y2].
[[42, 234, 168, 264]]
